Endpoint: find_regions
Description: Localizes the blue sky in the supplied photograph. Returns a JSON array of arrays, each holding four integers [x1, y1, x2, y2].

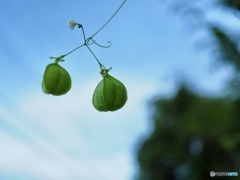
[[0, 0, 238, 179]]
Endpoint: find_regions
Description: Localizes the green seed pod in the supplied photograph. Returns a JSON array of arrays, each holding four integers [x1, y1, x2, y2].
[[42, 63, 71, 96], [92, 72, 128, 112]]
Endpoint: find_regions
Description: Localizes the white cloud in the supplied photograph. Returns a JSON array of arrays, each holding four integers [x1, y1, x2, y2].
[[0, 132, 69, 179], [0, 78, 160, 179], [0, 131, 132, 180]]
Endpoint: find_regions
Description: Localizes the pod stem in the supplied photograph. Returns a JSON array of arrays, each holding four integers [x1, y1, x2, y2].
[[85, 43, 105, 69], [100, 67, 112, 76]]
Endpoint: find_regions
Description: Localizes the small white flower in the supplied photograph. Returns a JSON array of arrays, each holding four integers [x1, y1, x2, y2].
[[67, 19, 77, 30]]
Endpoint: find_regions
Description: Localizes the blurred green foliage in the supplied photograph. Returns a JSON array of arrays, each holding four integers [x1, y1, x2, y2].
[[219, 0, 240, 8], [137, 86, 240, 179], [211, 25, 240, 70], [136, 0, 240, 179]]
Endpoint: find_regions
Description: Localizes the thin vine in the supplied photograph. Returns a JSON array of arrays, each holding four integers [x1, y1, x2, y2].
[[51, 0, 127, 72]]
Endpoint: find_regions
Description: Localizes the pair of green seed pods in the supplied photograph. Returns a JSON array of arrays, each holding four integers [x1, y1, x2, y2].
[[42, 63, 127, 112]]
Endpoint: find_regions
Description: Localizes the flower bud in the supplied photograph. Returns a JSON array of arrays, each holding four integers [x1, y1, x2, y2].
[[67, 19, 78, 30], [42, 63, 71, 96], [92, 73, 127, 112]]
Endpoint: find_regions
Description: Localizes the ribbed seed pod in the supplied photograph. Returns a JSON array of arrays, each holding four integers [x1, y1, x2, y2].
[[42, 63, 71, 96], [92, 73, 127, 112]]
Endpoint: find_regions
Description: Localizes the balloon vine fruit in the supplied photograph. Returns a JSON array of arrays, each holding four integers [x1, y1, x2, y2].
[[42, 1, 128, 112], [92, 70, 128, 112], [42, 63, 71, 96]]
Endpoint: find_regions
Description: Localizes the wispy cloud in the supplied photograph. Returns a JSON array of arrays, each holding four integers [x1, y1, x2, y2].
[[0, 79, 159, 179]]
